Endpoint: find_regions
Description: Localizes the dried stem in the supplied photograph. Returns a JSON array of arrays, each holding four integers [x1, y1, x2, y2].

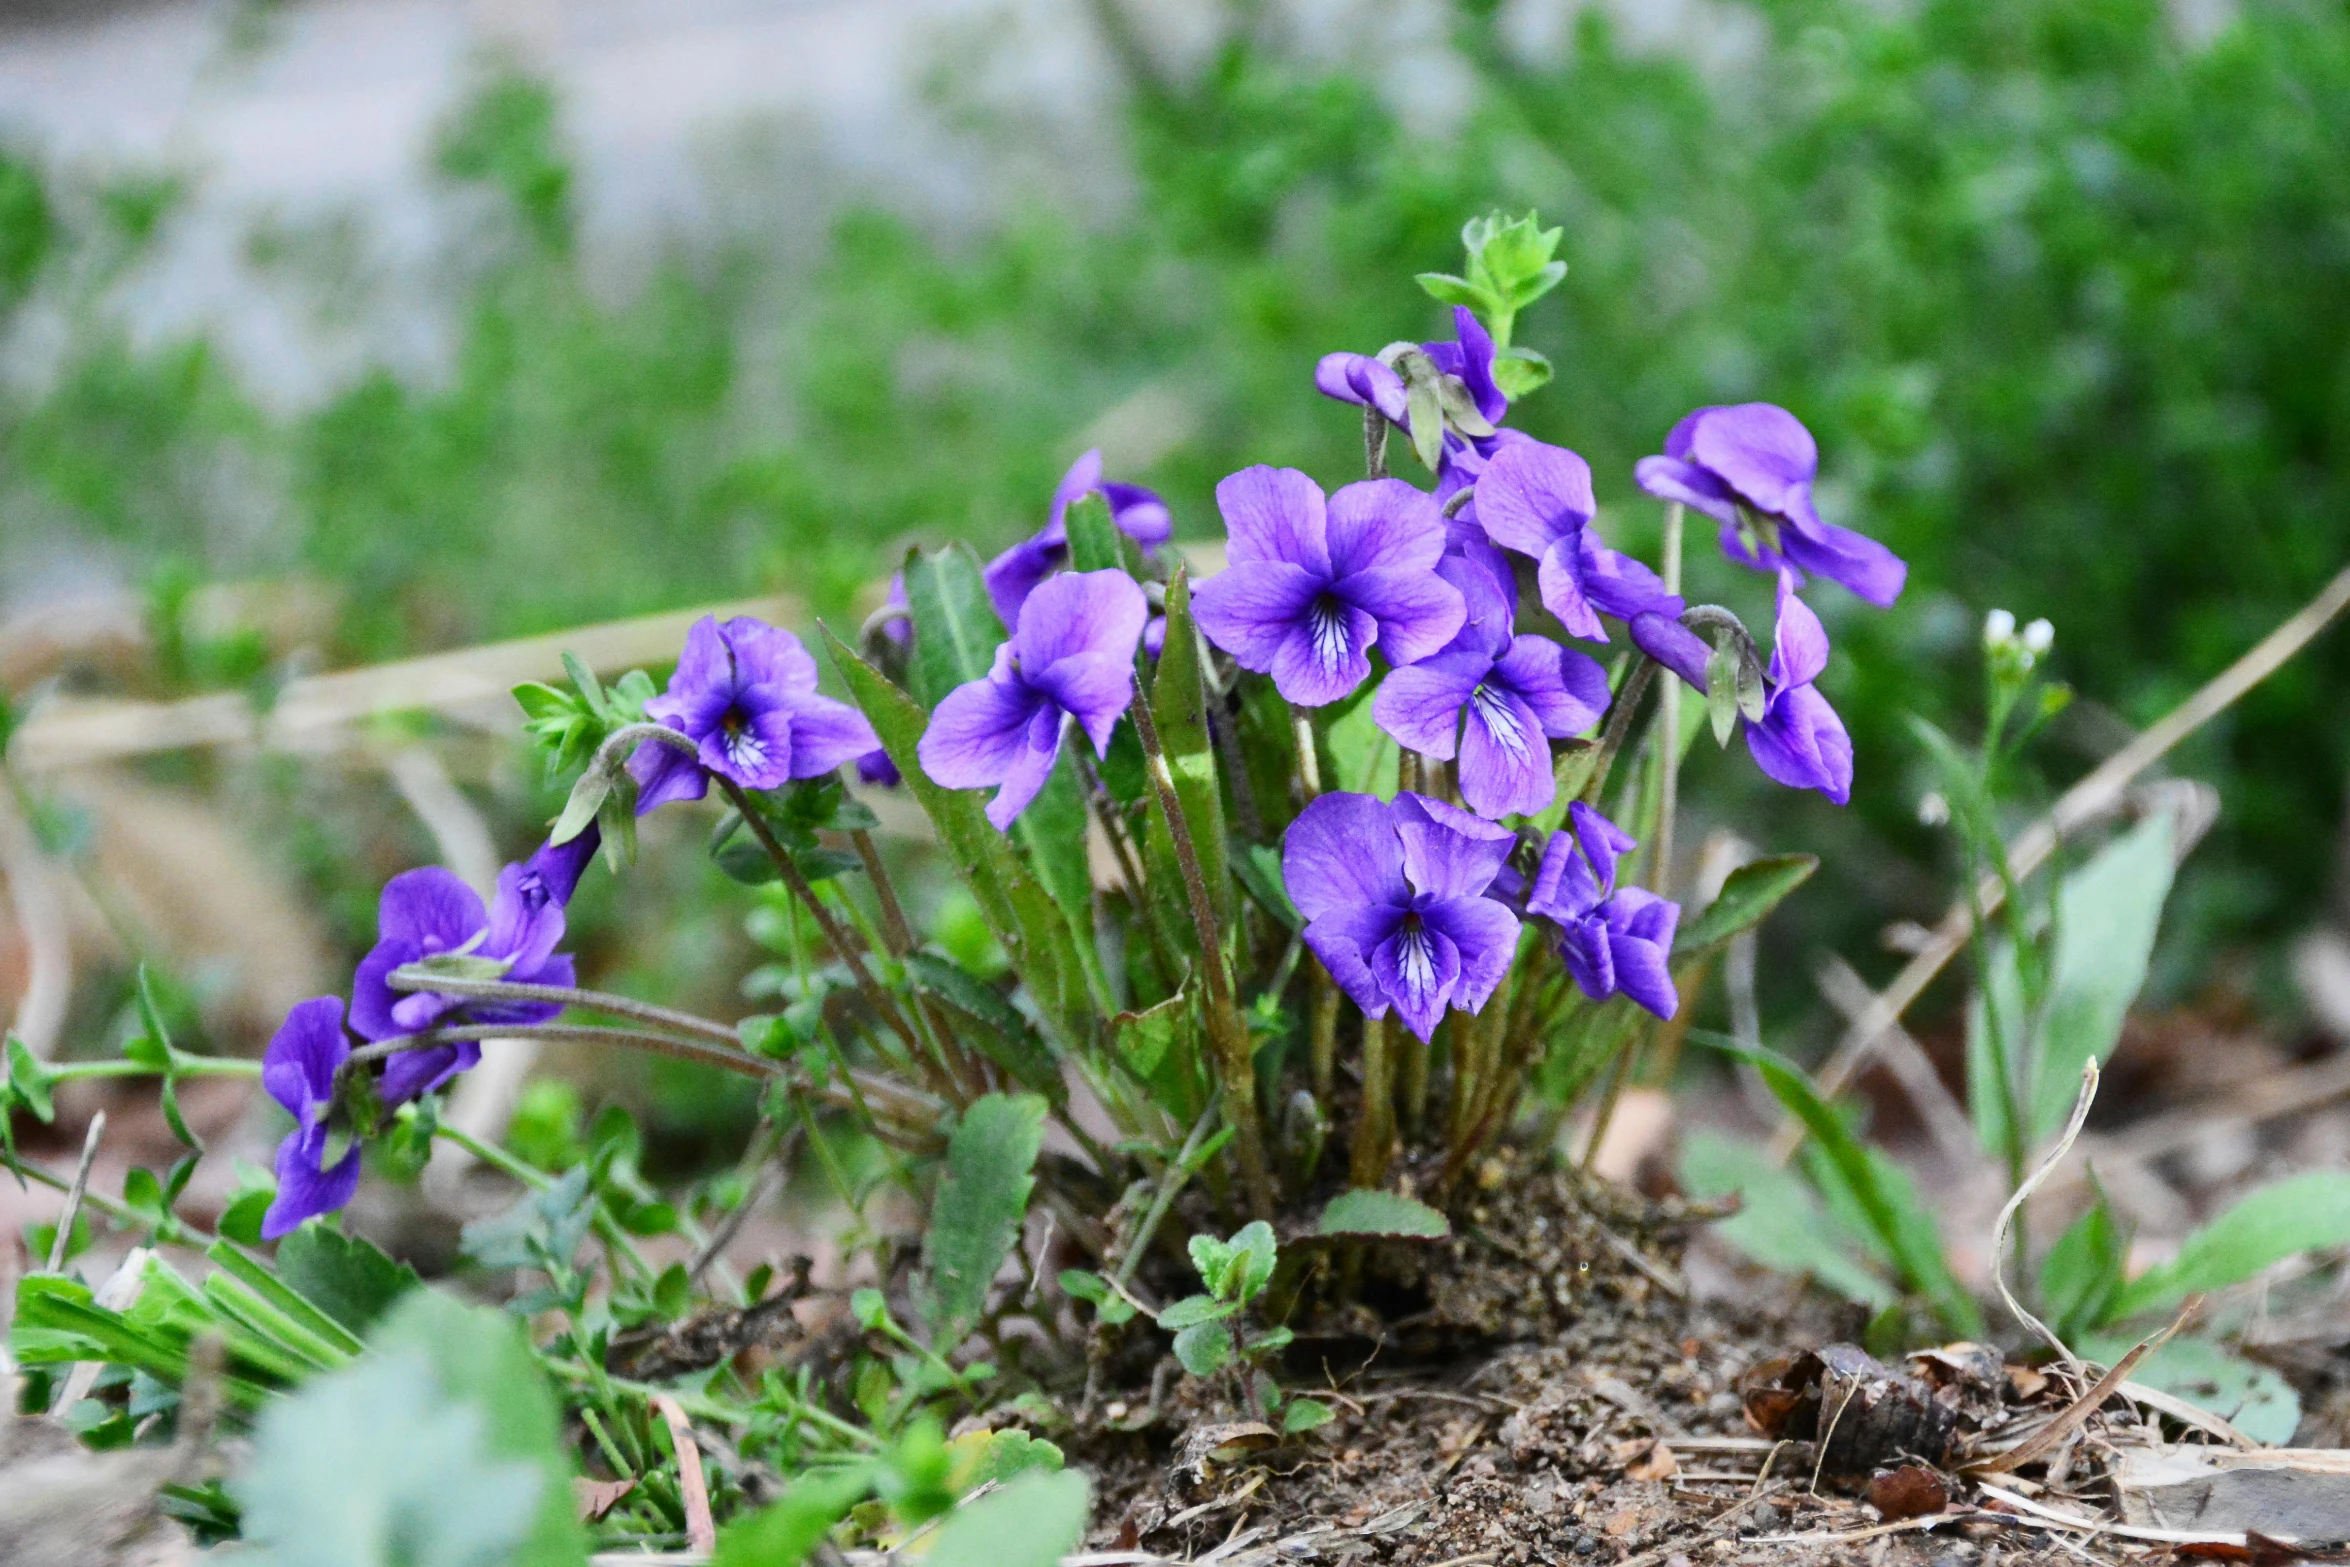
[[1129, 692, 1274, 1215], [48, 1111, 105, 1270]]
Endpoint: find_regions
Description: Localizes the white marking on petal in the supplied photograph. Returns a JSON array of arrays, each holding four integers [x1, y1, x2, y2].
[[1394, 919, 1437, 1000], [1308, 596, 1352, 674], [1469, 682, 1527, 757]]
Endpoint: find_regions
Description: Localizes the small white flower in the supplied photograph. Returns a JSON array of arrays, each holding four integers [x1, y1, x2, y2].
[[2021, 618, 2054, 655], [1982, 608, 2017, 650], [1917, 790, 1951, 827]]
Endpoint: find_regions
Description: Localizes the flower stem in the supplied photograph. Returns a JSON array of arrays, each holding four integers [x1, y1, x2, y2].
[[1110, 1104, 1222, 1290], [1291, 705, 1322, 799], [1650, 503, 1685, 898], [386, 968, 738, 1046], [1348, 1012, 1393, 1188], [716, 777, 923, 1056], [1128, 692, 1273, 1216], [847, 828, 914, 957], [1579, 656, 1660, 807]]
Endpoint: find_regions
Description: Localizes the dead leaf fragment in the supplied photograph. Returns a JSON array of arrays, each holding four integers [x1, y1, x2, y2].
[[1625, 1441, 1680, 1482], [573, 1476, 637, 1521], [1739, 1344, 1955, 1474], [1866, 1464, 1949, 1521]]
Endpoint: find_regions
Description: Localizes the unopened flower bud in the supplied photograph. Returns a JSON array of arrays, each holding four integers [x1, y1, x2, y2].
[[1982, 608, 2017, 650], [1918, 791, 1951, 827], [2021, 618, 2054, 655]]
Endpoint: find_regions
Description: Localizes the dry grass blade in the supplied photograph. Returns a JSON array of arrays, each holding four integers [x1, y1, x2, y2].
[[652, 1394, 717, 1553], [1966, 1295, 2198, 1476], [47, 1111, 106, 1272], [1990, 1059, 2100, 1370]]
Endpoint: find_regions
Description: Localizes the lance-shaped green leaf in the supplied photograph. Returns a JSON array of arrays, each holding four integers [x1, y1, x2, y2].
[[1673, 855, 1818, 959], [823, 629, 1083, 1037], [918, 1093, 1046, 1351], [903, 543, 1008, 710], [1062, 491, 1142, 577], [1680, 1130, 1897, 1311], [1693, 1031, 1982, 1337], [2107, 1169, 2350, 1324], [1315, 1189, 1450, 1239], [1142, 567, 1232, 944], [903, 952, 1063, 1104]]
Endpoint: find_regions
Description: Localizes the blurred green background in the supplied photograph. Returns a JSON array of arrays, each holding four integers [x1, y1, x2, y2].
[[6, 0, 2349, 1040]]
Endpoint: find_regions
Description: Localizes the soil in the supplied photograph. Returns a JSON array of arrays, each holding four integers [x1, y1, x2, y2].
[[1069, 1160, 2151, 1567]]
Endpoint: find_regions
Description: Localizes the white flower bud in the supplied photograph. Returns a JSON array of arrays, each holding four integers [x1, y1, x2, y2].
[[1917, 791, 1951, 827], [2021, 618, 2054, 655], [1981, 608, 2016, 649]]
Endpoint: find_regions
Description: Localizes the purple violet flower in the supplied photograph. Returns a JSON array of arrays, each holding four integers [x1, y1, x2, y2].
[[260, 996, 361, 1239], [1281, 791, 1523, 1042], [1372, 558, 1610, 820], [1316, 305, 1507, 434], [517, 823, 599, 910], [1527, 803, 1681, 1020], [1634, 403, 1907, 607], [1473, 438, 1683, 641], [349, 864, 577, 1106], [1633, 571, 1853, 804], [1191, 467, 1465, 707], [918, 569, 1147, 829], [629, 616, 881, 815], [856, 748, 902, 787], [982, 449, 1172, 627]]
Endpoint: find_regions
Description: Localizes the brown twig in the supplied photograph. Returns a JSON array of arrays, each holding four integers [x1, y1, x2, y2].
[[48, 1111, 106, 1271]]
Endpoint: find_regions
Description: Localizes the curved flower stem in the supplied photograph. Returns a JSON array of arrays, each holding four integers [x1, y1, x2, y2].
[[1129, 693, 1273, 1216], [346, 1023, 942, 1143], [1579, 656, 1660, 808], [714, 776, 923, 1057], [386, 967, 739, 1046], [847, 828, 914, 956]]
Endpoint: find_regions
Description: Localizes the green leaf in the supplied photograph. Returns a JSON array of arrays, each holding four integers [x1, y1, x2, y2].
[[903, 952, 1062, 1103], [1678, 1130, 1897, 1311], [825, 630, 1083, 1038], [926, 1470, 1090, 1567], [2083, 1332, 2301, 1445], [1693, 1032, 1982, 1337], [1283, 1397, 1334, 1434], [1673, 855, 1818, 958], [1156, 1295, 1234, 1330], [1219, 1220, 1277, 1302], [1110, 987, 1212, 1122], [1968, 808, 2179, 1154], [918, 1093, 1046, 1350], [1321, 685, 1398, 799], [714, 1468, 871, 1567], [2107, 1170, 2350, 1324], [902, 543, 1007, 710], [1315, 1189, 1451, 1240], [1061, 492, 1133, 575], [271, 1229, 421, 1338], [1490, 345, 1552, 399], [231, 1291, 583, 1567], [1014, 751, 1105, 1014], [1171, 1321, 1233, 1377], [5, 1031, 54, 1122], [2042, 1175, 2128, 1342], [1234, 843, 1302, 931], [1414, 270, 1493, 312], [219, 1188, 274, 1247], [1056, 1269, 1136, 1326], [952, 1428, 1064, 1490], [1143, 566, 1234, 939]]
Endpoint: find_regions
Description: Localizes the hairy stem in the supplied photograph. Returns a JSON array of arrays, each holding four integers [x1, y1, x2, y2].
[[717, 777, 922, 1054], [387, 967, 738, 1046], [1349, 1013, 1393, 1188], [1650, 504, 1684, 897], [1129, 693, 1273, 1216]]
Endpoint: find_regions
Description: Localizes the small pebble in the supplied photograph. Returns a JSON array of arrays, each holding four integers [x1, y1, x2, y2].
[[1745, 1501, 1782, 1532]]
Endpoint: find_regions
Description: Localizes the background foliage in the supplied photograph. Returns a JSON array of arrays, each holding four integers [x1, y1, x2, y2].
[[8, 0, 2350, 1026]]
